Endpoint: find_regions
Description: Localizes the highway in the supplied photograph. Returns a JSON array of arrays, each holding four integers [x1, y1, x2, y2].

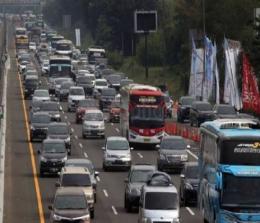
[[3, 21, 203, 223]]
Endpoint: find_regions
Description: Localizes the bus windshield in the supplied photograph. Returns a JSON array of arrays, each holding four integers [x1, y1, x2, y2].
[[49, 65, 71, 77], [220, 140, 260, 165]]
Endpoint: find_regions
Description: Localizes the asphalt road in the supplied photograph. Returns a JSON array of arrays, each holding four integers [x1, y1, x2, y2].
[[4, 21, 203, 223]]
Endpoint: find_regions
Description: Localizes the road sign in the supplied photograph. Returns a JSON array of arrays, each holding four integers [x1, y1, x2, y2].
[[0, 0, 40, 5], [134, 10, 157, 34]]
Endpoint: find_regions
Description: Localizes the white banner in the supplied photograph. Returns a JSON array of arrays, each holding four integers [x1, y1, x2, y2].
[[75, 28, 81, 47]]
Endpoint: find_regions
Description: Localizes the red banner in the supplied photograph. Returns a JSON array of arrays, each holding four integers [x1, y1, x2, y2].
[[242, 54, 260, 114]]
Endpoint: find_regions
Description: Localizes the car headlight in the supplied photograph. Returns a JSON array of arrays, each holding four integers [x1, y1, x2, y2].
[[126, 153, 131, 159], [40, 156, 47, 162], [159, 153, 166, 160], [61, 156, 67, 162], [181, 154, 188, 161], [64, 137, 70, 143], [30, 126, 35, 131], [53, 213, 62, 221], [185, 183, 193, 190]]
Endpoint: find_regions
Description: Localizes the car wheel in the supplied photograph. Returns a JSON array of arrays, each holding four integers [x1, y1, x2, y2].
[[103, 163, 107, 171], [124, 196, 131, 212], [94, 193, 97, 203], [82, 133, 85, 139], [90, 209, 94, 219]]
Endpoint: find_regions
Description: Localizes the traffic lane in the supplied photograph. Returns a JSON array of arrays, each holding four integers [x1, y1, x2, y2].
[[4, 51, 39, 222]]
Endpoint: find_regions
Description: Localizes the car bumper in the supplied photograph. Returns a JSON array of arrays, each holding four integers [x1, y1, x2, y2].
[[104, 158, 131, 168], [83, 129, 105, 136], [128, 132, 164, 144], [30, 129, 47, 141], [40, 161, 64, 173], [158, 159, 186, 170]]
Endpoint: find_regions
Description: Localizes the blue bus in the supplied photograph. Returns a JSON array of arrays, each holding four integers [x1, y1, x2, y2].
[[199, 119, 260, 223]]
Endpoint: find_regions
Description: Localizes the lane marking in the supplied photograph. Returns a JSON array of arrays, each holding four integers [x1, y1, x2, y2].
[[112, 206, 118, 215], [64, 115, 68, 120], [84, 152, 88, 158], [74, 135, 78, 140], [111, 123, 114, 126], [96, 176, 100, 182], [185, 207, 195, 216], [103, 189, 108, 197], [18, 72, 45, 223], [115, 128, 119, 133], [79, 143, 83, 148], [137, 153, 143, 158], [71, 128, 74, 133], [187, 149, 198, 160], [62, 111, 64, 114], [67, 121, 70, 125]]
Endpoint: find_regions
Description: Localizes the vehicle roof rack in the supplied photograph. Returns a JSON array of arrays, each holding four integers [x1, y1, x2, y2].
[[146, 171, 173, 186]]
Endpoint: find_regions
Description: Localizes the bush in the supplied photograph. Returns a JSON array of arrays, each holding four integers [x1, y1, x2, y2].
[[107, 51, 124, 70]]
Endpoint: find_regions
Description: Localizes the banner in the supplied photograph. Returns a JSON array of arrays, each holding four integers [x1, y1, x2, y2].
[[223, 38, 242, 110], [213, 41, 220, 104]]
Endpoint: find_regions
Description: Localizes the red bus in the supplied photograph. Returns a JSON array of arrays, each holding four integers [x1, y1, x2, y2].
[[120, 84, 166, 145]]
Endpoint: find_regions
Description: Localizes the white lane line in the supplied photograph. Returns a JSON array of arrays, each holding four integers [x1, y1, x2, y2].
[[67, 122, 71, 125], [103, 189, 108, 197], [62, 111, 64, 114], [74, 135, 78, 140], [64, 115, 68, 120], [71, 128, 74, 133], [137, 153, 143, 158], [115, 128, 119, 133], [84, 152, 88, 158], [111, 123, 114, 126], [79, 143, 83, 148], [112, 206, 118, 215], [185, 207, 195, 216], [96, 176, 100, 182], [187, 149, 198, 160]]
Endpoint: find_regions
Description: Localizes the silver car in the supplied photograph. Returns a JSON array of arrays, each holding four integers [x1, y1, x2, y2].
[[102, 136, 133, 170]]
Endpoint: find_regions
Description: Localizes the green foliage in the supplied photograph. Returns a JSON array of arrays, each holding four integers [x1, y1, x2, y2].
[[107, 51, 124, 70]]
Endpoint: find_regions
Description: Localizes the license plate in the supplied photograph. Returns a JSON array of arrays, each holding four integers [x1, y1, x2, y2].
[[115, 160, 123, 164], [50, 168, 58, 172], [144, 138, 150, 142]]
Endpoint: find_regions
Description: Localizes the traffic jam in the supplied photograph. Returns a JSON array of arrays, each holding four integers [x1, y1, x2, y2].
[[13, 11, 260, 223]]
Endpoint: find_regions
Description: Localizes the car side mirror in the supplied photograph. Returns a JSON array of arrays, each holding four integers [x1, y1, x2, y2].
[[94, 171, 99, 177], [187, 145, 191, 149], [180, 174, 185, 178], [155, 144, 160, 149], [48, 205, 53, 210], [124, 178, 129, 183], [130, 147, 134, 150], [55, 182, 61, 187]]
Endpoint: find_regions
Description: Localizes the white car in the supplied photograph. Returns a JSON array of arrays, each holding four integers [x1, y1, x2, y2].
[[41, 60, 49, 74], [94, 78, 108, 98], [102, 136, 132, 170], [32, 89, 50, 102], [82, 109, 105, 138], [29, 42, 37, 51], [67, 86, 85, 112]]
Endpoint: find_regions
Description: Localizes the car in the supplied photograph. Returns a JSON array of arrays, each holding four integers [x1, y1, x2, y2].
[[23, 75, 39, 99], [30, 112, 51, 142], [29, 100, 43, 120], [82, 109, 105, 138], [102, 136, 132, 171], [108, 100, 120, 122], [64, 158, 99, 202], [75, 99, 98, 124], [179, 162, 199, 206], [39, 138, 67, 176], [38, 101, 62, 122], [157, 136, 189, 172], [41, 60, 49, 75], [57, 81, 75, 101], [124, 164, 156, 212], [49, 187, 90, 223], [22, 69, 38, 81], [29, 42, 37, 51], [177, 96, 195, 122], [47, 122, 71, 155], [32, 89, 50, 102], [189, 101, 214, 127], [106, 74, 122, 91], [212, 104, 238, 120], [138, 171, 180, 223], [94, 78, 108, 92], [68, 86, 85, 112], [49, 77, 73, 96], [76, 75, 95, 95], [99, 88, 116, 111], [57, 166, 95, 218], [120, 78, 133, 88]]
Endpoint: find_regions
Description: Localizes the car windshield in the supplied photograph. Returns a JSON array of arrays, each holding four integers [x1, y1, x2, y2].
[[48, 125, 68, 135], [216, 106, 236, 114], [85, 75, 95, 81], [55, 78, 70, 85], [185, 165, 199, 178], [96, 80, 107, 86], [102, 88, 116, 96], [145, 192, 178, 210], [130, 170, 154, 183], [196, 103, 212, 111], [70, 88, 84, 95], [56, 44, 71, 51], [32, 114, 50, 123], [77, 76, 91, 83], [55, 195, 87, 210], [34, 90, 49, 97], [107, 139, 129, 150], [79, 100, 97, 108], [25, 79, 38, 85], [61, 174, 92, 186], [111, 101, 120, 108], [43, 142, 66, 153], [161, 138, 186, 150], [107, 75, 121, 83], [61, 82, 74, 89], [181, 97, 195, 105], [84, 112, 103, 121], [40, 103, 59, 111], [65, 162, 94, 174]]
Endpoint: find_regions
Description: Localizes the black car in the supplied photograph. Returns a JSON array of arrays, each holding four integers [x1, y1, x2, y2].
[[39, 139, 67, 176], [177, 96, 195, 122], [24, 75, 39, 99], [30, 112, 51, 142], [180, 162, 199, 206], [57, 81, 75, 101], [124, 164, 156, 212], [38, 101, 62, 122], [212, 104, 238, 120], [76, 75, 95, 95], [47, 122, 71, 155], [99, 88, 116, 111], [106, 74, 122, 91], [189, 101, 214, 127]]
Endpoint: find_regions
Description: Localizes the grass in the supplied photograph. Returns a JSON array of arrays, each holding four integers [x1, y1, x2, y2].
[[119, 57, 185, 99]]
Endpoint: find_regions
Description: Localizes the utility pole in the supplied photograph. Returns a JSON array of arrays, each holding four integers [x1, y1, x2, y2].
[[144, 32, 148, 79]]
